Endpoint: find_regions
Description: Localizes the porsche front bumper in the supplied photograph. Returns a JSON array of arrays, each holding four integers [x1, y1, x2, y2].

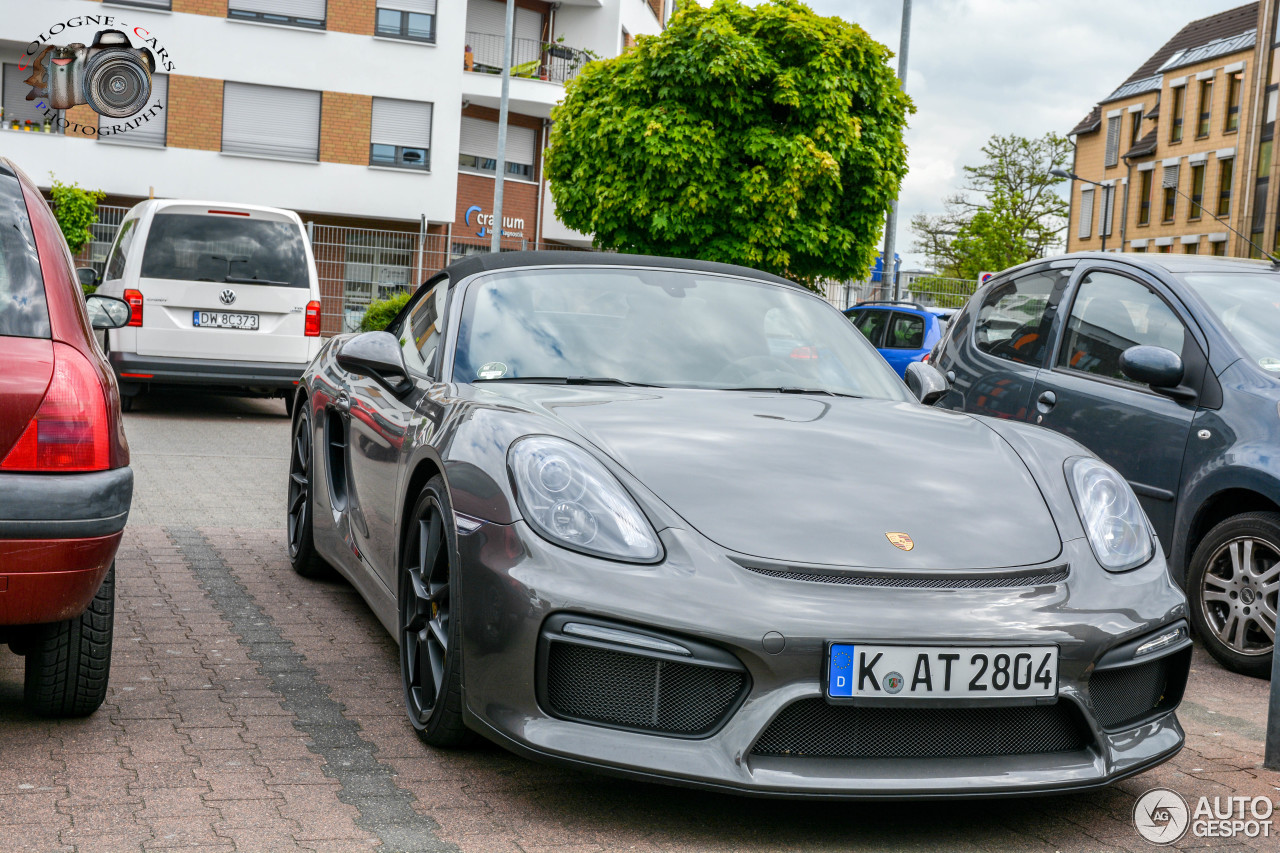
[[456, 519, 1190, 798]]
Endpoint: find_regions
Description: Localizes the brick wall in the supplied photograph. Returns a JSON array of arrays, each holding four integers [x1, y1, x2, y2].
[[167, 75, 223, 151], [173, 0, 226, 15], [319, 92, 372, 165], [454, 172, 540, 244], [64, 104, 99, 137], [328, 0, 375, 36], [647, 0, 664, 25]]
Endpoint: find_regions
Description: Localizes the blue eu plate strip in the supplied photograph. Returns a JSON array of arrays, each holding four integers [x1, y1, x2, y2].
[[828, 643, 855, 697]]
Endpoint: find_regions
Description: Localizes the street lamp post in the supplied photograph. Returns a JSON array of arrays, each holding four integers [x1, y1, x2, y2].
[[1050, 168, 1112, 252]]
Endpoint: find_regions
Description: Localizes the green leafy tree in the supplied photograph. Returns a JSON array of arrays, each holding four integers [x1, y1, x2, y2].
[[911, 133, 1071, 279], [545, 0, 912, 287], [48, 176, 106, 255], [359, 290, 411, 332]]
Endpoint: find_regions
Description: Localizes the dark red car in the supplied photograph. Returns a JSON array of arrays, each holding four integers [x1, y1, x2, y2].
[[0, 158, 133, 716]]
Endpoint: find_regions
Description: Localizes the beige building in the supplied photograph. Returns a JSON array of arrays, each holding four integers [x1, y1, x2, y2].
[[1065, 2, 1280, 258]]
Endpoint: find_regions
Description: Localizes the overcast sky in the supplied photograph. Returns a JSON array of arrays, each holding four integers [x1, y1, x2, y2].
[[799, 0, 1250, 270]]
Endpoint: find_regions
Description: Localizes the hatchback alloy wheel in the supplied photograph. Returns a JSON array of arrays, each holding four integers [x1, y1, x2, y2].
[[1199, 535, 1280, 657]]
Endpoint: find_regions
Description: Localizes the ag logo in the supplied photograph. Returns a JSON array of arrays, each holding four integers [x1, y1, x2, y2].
[[885, 532, 914, 551], [219, 289, 236, 306], [1133, 788, 1189, 844]]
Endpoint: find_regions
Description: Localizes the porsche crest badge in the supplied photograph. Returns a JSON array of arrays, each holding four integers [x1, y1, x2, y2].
[[886, 532, 914, 551]]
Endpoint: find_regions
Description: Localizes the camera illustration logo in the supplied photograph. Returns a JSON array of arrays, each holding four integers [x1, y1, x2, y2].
[[26, 29, 154, 119], [1133, 788, 1190, 844]]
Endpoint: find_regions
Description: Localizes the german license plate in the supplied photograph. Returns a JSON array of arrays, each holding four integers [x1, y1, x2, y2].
[[194, 311, 259, 330], [827, 643, 1057, 700]]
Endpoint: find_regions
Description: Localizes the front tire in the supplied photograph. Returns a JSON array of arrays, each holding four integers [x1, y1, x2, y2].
[[287, 402, 329, 579], [1188, 512, 1280, 678], [399, 477, 472, 747], [23, 564, 115, 717]]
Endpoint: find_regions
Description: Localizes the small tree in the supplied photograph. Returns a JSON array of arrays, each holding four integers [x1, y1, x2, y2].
[[360, 290, 411, 332], [545, 0, 912, 288], [48, 176, 106, 255]]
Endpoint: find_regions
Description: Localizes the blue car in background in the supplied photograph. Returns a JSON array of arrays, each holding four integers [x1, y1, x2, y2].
[[843, 301, 953, 377]]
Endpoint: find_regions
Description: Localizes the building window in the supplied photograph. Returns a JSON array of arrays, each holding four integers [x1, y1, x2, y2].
[[1133, 244, 1148, 253], [222, 82, 321, 161], [1211, 240, 1226, 256], [1078, 187, 1094, 239], [1217, 157, 1234, 216], [1138, 169, 1152, 225], [1189, 163, 1205, 219], [1101, 185, 1116, 237], [1226, 71, 1242, 132], [1196, 79, 1213, 138], [370, 97, 432, 170], [1104, 116, 1121, 167], [1162, 164, 1179, 222], [97, 74, 167, 147], [1130, 109, 1143, 146], [228, 0, 326, 29], [458, 117, 536, 180], [1183, 241, 1199, 254], [467, 0, 544, 73], [104, 0, 171, 8], [1169, 85, 1185, 142], [376, 1, 436, 42], [2, 64, 62, 133]]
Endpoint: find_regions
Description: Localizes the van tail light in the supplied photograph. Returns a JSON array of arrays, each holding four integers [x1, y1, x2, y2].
[[1, 343, 110, 472], [304, 300, 321, 337], [123, 288, 144, 326]]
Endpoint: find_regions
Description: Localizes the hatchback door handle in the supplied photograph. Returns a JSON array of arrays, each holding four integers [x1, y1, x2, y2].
[[1036, 390, 1056, 412]]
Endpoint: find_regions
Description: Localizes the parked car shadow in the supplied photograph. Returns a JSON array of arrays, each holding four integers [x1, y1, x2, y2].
[[123, 390, 289, 419]]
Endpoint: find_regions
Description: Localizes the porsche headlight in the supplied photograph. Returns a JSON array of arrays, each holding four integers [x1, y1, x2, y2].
[[508, 435, 661, 562], [1065, 457, 1153, 572]]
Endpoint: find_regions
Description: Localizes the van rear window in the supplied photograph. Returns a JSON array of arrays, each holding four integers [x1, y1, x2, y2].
[[140, 213, 310, 288], [0, 173, 50, 339]]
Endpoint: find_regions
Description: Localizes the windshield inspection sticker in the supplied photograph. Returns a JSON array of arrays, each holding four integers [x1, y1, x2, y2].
[[478, 362, 507, 380], [1259, 357, 1280, 372]]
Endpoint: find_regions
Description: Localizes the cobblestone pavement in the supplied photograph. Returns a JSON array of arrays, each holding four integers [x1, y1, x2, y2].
[[2, 392, 1279, 852]]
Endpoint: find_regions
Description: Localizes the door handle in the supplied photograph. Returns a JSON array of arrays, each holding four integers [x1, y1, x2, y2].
[[334, 393, 351, 414], [945, 370, 956, 384], [1036, 390, 1056, 413]]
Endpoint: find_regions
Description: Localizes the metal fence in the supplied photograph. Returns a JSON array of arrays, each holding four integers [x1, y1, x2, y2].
[[465, 32, 591, 84], [821, 276, 980, 312], [70, 204, 131, 274]]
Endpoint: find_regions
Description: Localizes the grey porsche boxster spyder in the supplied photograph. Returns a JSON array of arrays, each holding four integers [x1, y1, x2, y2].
[[287, 252, 1191, 798]]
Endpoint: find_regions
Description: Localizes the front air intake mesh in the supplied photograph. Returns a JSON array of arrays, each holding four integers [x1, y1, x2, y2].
[[1089, 656, 1178, 730], [545, 641, 746, 737], [751, 700, 1091, 759]]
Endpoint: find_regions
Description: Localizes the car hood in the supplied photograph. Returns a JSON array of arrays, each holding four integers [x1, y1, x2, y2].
[[485, 386, 1062, 570]]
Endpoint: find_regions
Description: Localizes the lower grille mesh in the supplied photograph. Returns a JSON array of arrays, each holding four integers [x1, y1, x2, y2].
[[1089, 658, 1170, 729], [751, 699, 1091, 759], [546, 642, 746, 736]]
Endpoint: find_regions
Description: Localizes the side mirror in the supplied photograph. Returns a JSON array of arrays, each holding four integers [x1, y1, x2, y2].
[[905, 361, 949, 406], [336, 331, 412, 395], [1120, 345, 1183, 388], [85, 293, 132, 329], [77, 267, 100, 288]]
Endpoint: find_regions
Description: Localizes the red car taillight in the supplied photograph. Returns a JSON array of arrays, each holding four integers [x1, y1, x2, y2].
[[123, 288, 143, 326], [1, 343, 110, 472], [305, 300, 321, 337]]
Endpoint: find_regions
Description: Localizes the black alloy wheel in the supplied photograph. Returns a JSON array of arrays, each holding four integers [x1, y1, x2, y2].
[[1188, 511, 1280, 678], [287, 403, 327, 578], [400, 477, 471, 746]]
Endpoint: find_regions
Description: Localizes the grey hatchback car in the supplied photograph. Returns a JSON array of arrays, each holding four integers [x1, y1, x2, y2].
[[932, 253, 1280, 677]]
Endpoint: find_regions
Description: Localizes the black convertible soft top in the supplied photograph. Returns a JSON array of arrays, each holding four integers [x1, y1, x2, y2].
[[441, 250, 804, 291]]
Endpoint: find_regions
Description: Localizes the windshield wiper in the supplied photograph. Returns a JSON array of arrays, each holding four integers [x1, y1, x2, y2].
[[224, 275, 290, 286], [721, 386, 863, 399], [472, 376, 663, 387]]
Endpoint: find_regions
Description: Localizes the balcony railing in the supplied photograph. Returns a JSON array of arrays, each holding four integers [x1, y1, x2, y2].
[[464, 32, 591, 85]]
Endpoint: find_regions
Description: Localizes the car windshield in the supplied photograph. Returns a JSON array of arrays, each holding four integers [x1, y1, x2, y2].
[[1178, 271, 1280, 372], [453, 267, 913, 401], [139, 212, 310, 287]]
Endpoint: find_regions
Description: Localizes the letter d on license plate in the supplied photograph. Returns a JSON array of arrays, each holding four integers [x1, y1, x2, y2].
[[827, 643, 1057, 700]]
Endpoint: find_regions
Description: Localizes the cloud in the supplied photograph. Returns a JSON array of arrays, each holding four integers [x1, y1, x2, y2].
[[800, 0, 1248, 270]]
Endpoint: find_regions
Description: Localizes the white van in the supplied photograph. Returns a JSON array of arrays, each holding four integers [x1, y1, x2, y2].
[[95, 199, 322, 413]]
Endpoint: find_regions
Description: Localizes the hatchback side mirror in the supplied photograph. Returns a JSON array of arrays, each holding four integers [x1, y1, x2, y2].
[[905, 361, 949, 406], [77, 267, 100, 288], [1120, 345, 1196, 401], [336, 331, 412, 395], [85, 293, 132, 329]]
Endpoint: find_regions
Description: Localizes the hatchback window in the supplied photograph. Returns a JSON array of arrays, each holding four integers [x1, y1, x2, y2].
[[852, 309, 889, 347], [886, 312, 925, 349], [1178, 271, 1280, 372], [974, 270, 1061, 366], [1058, 271, 1187, 382], [139, 213, 310, 287], [0, 173, 50, 339]]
